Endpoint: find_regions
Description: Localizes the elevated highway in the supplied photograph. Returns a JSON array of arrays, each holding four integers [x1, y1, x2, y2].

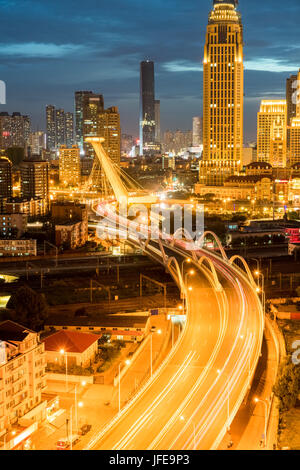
[[85, 206, 264, 450]]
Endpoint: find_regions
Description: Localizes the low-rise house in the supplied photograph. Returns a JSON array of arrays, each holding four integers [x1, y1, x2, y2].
[[43, 330, 101, 367]]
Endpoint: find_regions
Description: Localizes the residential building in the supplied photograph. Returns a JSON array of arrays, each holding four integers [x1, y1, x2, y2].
[[52, 202, 88, 249], [0, 213, 27, 238], [192, 117, 203, 147], [98, 107, 121, 166], [0, 239, 37, 257], [0, 157, 12, 198], [0, 113, 31, 151], [46, 106, 74, 151], [155, 100, 161, 144], [43, 330, 101, 368], [200, 0, 243, 186], [289, 117, 300, 166], [29, 132, 46, 156], [4, 197, 48, 217], [0, 321, 47, 448], [59, 145, 81, 187], [20, 161, 49, 206], [286, 74, 298, 125], [257, 100, 287, 164], [46, 105, 56, 151]]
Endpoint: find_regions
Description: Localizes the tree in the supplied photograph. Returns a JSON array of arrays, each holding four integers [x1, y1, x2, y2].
[[7, 285, 48, 331], [273, 359, 300, 412], [5, 147, 25, 166]]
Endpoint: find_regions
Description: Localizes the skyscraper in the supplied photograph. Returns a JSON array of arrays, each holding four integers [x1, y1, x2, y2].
[[140, 61, 156, 156], [288, 70, 300, 166], [59, 145, 81, 187], [81, 93, 104, 159], [75, 91, 92, 151], [46, 106, 74, 151], [193, 117, 203, 147], [155, 100, 161, 144], [46, 105, 56, 150], [0, 112, 31, 151], [98, 106, 121, 166], [257, 100, 287, 165], [286, 74, 298, 126], [200, 0, 243, 186]]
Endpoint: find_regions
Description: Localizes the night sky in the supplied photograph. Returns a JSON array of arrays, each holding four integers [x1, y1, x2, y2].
[[0, 0, 299, 141]]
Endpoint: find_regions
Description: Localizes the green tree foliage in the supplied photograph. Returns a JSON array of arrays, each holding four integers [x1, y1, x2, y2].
[[7, 285, 48, 331], [5, 147, 25, 166], [273, 359, 300, 412]]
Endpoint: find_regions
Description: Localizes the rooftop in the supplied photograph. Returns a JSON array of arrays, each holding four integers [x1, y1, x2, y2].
[[45, 315, 149, 329], [43, 329, 101, 354], [0, 320, 34, 342]]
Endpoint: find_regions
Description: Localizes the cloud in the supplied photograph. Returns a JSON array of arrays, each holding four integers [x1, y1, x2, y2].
[[0, 42, 87, 58], [163, 60, 203, 73], [245, 58, 299, 73]]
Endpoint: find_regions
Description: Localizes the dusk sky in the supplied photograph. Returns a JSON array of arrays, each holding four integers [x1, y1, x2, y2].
[[0, 0, 300, 141]]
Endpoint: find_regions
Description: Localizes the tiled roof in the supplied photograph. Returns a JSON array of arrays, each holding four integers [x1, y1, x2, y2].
[[43, 330, 101, 354]]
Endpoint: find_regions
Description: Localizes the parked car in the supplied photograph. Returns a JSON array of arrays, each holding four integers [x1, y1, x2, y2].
[[56, 435, 80, 450], [79, 424, 92, 436]]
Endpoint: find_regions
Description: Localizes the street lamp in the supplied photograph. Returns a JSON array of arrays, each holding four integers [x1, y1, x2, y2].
[[254, 397, 270, 448], [74, 380, 86, 433], [181, 258, 192, 296], [118, 359, 131, 413], [184, 269, 195, 313], [60, 349, 68, 392], [255, 271, 265, 314], [180, 416, 196, 450]]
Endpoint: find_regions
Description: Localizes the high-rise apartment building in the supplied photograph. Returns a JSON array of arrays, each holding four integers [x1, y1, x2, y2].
[[46, 105, 56, 151], [288, 118, 300, 166], [140, 61, 157, 156], [193, 117, 203, 147], [200, 0, 243, 186], [0, 157, 12, 198], [257, 100, 287, 165], [20, 160, 49, 203], [75, 91, 93, 152], [155, 100, 161, 144], [59, 145, 81, 187], [98, 107, 121, 166], [0, 321, 46, 448], [46, 106, 74, 151], [82, 93, 104, 159], [0, 113, 31, 151], [286, 74, 298, 125], [30, 131, 46, 156]]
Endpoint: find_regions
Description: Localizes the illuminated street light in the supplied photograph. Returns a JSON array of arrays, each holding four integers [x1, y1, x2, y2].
[[254, 398, 270, 448], [60, 349, 68, 392]]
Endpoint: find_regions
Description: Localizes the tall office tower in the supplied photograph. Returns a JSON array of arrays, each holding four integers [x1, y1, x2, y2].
[[74, 91, 93, 152], [0, 112, 31, 150], [81, 93, 104, 158], [0, 156, 12, 197], [286, 74, 298, 125], [59, 145, 81, 187], [98, 107, 121, 166], [30, 131, 46, 156], [257, 100, 287, 164], [140, 61, 156, 156], [20, 160, 49, 202], [55, 109, 65, 149], [155, 100, 161, 143], [270, 117, 287, 168], [65, 112, 74, 148], [288, 70, 300, 166], [193, 116, 203, 147], [46, 105, 56, 150], [297, 69, 300, 117], [200, 0, 243, 186]]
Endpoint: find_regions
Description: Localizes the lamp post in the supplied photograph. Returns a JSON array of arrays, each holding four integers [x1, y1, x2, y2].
[[184, 270, 195, 314], [254, 398, 270, 448], [60, 349, 68, 392], [255, 271, 265, 314], [180, 416, 196, 450], [118, 360, 131, 413], [74, 381, 86, 433]]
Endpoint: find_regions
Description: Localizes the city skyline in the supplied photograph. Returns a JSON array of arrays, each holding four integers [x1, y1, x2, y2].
[[0, 0, 300, 140]]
